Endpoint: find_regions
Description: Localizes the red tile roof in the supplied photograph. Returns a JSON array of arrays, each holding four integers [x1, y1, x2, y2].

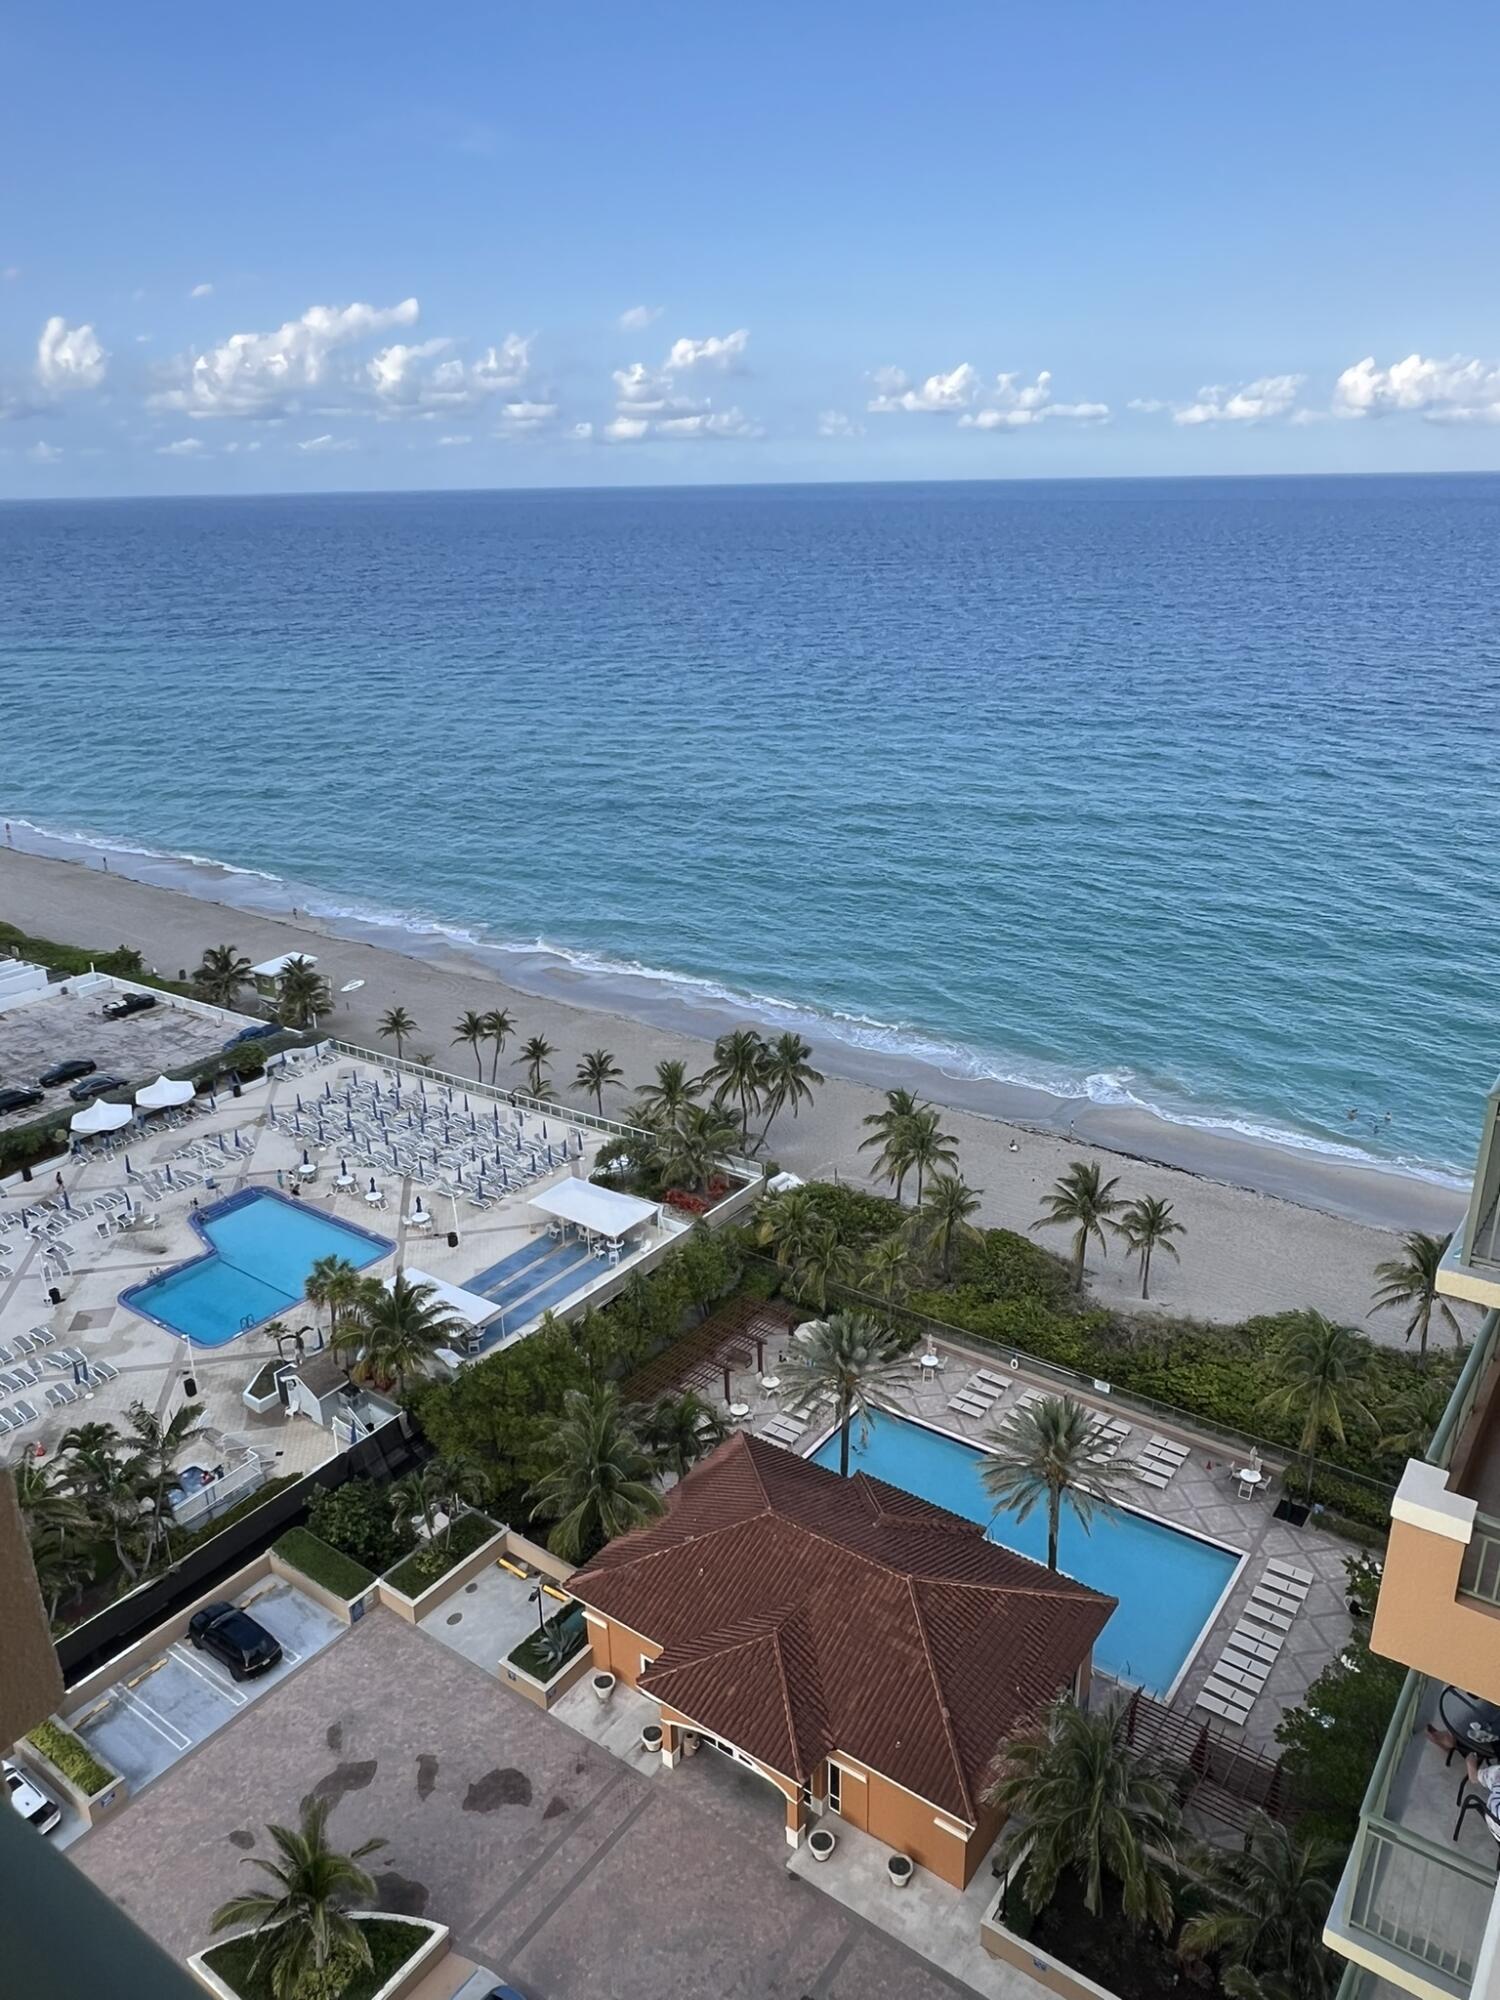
[[569, 1432, 1114, 1822]]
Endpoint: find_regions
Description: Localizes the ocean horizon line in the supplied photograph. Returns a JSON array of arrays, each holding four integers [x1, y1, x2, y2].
[[2, 811, 1469, 1197]]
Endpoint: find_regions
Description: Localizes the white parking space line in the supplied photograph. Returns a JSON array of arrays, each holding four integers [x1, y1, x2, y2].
[[168, 1642, 249, 1707], [116, 1686, 190, 1750]]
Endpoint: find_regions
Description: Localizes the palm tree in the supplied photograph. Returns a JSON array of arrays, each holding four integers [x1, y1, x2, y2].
[[756, 1185, 822, 1273], [305, 1254, 362, 1344], [859, 1088, 924, 1203], [906, 1107, 960, 1205], [480, 1008, 516, 1083], [758, 1032, 824, 1144], [346, 1271, 467, 1392], [576, 1047, 624, 1114], [194, 944, 253, 1009], [276, 956, 330, 1030], [12, 1455, 91, 1548], [703, 1027, 767, 1146], [861, 1234, 913, 1324], [377, 1006, 416, 1060], [980, 1394, 1131, 1572], [30, 1533, 97, 1620], [789, 1218, 853, 1313], [640, 1390, 730, 1479], [653, 1101, 742, 1195], [525, 1382, 664, 1561], [1377, 1371, 1454, 1460], [1259, 1312, 1375, 1500], [58, 1420, 151, 1582], [391, 1455, 489, 1544], [635, 1057, 702, 1125], [123, 1397, 208, 1569], [1033, 1160, 1123, 1292], [1115, 1194, 1185, 1300], [452, 1009, 488, 1079], [906, 1172, 983, 1280], [1177, 1812, 1341, 1998], [211, 1796, 386, 2000], [782, 1308, 908, 1477], [1372, 1230, 1463, 1366], [987, 1696, 1181, 1934], [517, 1034, 555, 1098]]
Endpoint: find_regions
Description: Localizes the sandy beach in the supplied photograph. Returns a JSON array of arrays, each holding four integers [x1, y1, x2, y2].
[[0, 845, 1472, 1338]]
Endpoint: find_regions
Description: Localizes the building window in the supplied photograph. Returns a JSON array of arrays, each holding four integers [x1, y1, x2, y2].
[[827, 1761, 842, 1814]]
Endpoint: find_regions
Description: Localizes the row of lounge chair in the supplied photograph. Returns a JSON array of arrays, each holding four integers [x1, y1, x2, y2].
[[1135, 1433, 1191, 1489], [1195, 1557, 1314, 1726], [949, 1368, 1010, 1420]]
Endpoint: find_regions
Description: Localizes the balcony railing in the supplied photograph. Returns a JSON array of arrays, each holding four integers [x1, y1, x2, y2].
[[1331, 1671, 1498, 1998], [1458, 1512, 1500, 1607]]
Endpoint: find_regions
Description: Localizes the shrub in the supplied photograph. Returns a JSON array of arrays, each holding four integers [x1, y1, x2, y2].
[[202, 1918, 429, 2000], [273, 1528, 375, 1600], [507, 1602, 588, 1680], [308, 1478, 413, 1572], [383, 1511, 497, 1596], [952, 1225, 1076, 1307], [26, 1719, 116, 1797], [800, 1181, 905, 1249]]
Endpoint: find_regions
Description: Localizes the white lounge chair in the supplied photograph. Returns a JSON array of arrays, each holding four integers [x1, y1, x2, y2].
[[1267, 1558, 1313, 1588]]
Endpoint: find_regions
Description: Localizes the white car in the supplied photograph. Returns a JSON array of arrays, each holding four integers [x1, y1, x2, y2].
[[3, 1758, 61, 1836]]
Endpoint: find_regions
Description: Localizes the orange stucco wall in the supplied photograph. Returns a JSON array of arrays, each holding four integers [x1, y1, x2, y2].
[[832, 1755, 991, 1887], [1371, 1518, 1500, 1705]]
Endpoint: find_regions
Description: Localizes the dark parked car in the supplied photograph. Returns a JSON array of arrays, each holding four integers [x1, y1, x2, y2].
[[68, 1073, 127, 1103], [187, 1602, 283, 1681], [0, 1086, 44, 1114], [39, 1058, 97, 1088], [102, 991, 157, 1020], [222, 1022, 282, 1050]]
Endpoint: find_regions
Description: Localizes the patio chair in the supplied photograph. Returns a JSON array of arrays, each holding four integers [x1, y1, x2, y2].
[[1220, 1649, 1272, 1684], [1230, 1622, 1282, 1661], [1453, 1791, 1500, 1856], [1195, 1690, 1243, 1724], [1267, 1558, 1313, 1588], [30, 1327, 56, 1346], [11, 1401, 37, 1425], [0, 1409, 13, 1435], [1243, 1600, 1293, 1634]]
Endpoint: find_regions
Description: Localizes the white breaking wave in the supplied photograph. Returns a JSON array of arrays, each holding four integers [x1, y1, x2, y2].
[[2, 811, 1467, 1190]]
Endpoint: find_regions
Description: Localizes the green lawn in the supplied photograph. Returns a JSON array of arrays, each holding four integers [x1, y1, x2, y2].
[[382, 1512, 498, 1597], [273, 1528, 376, 1601]]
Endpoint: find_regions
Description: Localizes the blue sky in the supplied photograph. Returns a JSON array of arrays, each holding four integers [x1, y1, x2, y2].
[[5, 1, 1500, 495]]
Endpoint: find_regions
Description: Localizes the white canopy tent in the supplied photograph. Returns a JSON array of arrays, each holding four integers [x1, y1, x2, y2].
[[529, 1178, 660, 1239], [250, 952, 318, 980], [135, 1073, 195, 1111], [387, 1266, 501, 1331], [70, 1097, 133, 1136]]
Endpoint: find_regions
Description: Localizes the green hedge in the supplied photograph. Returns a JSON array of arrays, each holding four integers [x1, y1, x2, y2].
[[273, 1528, 375, 1601], [383, 1512, 498, 1596], [507, 1603, 588, 1681], [26, 1718, 116, 1797], [202, 1919, 430, 2000]]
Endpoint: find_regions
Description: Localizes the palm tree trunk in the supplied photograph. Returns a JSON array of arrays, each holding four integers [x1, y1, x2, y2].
[[594, 1085, 604, 1113], [1047, 1485, 1060, 1572], [1140, 1245, 1151, 1299], [839, 1391, 852, 1477], [1073, 1229, 1086, 1292], [394, 1032, 404, 1059]]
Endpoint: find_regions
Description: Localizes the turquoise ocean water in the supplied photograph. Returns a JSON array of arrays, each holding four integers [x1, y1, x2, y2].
[[0, 476, 1495, 1180]]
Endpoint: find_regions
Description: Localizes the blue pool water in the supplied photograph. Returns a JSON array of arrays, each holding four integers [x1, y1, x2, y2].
[[121, 1190, 391, 1346], [811, 1411, 1240, 1695]]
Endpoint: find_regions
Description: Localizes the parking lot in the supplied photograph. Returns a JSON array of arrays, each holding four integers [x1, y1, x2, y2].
[[0, 986, 248, 1133], [71, 1609, 979, 2000], [67, 1582, 343, 1793]]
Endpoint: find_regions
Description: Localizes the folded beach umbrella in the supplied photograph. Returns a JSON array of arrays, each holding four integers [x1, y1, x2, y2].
[[302, 1149, 311, 1168], [369, 1177, 377, 1194]]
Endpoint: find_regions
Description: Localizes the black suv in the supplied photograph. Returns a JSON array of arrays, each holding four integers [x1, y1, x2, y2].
[[39, 1059, 96, 1088], [0, 1086, 44, 1115], [187, 1603, 283, 1681], [102, 992, 157, 1020], [69, 1073, 127, 1103]]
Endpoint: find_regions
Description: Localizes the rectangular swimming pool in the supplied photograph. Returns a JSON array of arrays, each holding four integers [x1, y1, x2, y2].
[[121, 1189, 392, 1348], [809, 1410, 1241, 1697]]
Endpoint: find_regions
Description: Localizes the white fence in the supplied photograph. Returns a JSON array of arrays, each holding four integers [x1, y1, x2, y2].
[[166, 1452, 266, 1530]]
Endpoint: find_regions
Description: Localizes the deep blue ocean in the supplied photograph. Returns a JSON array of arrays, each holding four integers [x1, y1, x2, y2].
[[1, 477, 1495, 1178]]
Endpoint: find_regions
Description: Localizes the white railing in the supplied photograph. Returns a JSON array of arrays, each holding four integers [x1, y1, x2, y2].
[[327, 1039, 654, 1143], [167, 1453, 265, 1530]]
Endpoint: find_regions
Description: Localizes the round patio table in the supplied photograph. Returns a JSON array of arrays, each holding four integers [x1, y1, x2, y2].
[[918, 1351, 942, 1376], [1442, 1686, 1500, 1752], [728, 1402, 751, 1420], [760, 1375, 781, 1392]]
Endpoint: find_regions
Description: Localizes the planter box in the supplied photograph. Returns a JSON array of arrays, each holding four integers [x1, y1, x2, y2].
[[23, 1730, 126, 1828], [187, 1914, 448, 2000], [376, 1519, 508, 1623], [500, 1642, 594, 1712]]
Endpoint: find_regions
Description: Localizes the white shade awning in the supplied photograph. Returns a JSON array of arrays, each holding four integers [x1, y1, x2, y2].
[[529, 1178, 659, 1237], [135, 1073, 195, 1110], [71, 1098, 133, 1135], [388, 1266, 500, 1329], [250, 952, 317, 978]]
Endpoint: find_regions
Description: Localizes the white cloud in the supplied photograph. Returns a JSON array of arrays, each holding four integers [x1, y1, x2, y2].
[[873, 363, 1107, 430], [612, 360, 673, 407], [1331, 352, 1500, 424], [36, 316, 108, 392], [497, 400, 557, 431], [1173, 374, 1303, 425], [618, 304, 662, 332], [1127, 397, 1167, 414], [221, 439, 261, 454], [656, 408, 761, 438], [367, 332, 531, 413], [437, 433, 472, 447], [818, 410, 863, 438], [26, 440, 62, 463], [869, 362, 980, 413], [189, 282, 214, 299], [603, 415, 651, 443], [570, 421, 594, 441], [296, 434, 354, 453], [154, 298, 419, 417], [665, 328, 749, 372], [157, 436, 206, 456]]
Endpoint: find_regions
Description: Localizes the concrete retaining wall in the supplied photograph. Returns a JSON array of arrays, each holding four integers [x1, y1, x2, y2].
[[499, 1643, 593, 1712], [187, 1915, 449, 2000], [376, 1521, 509, 1624]]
